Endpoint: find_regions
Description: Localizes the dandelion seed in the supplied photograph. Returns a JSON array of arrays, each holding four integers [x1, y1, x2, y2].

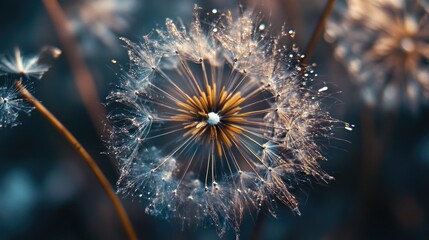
[[326, 0, 429, 110], [0, 48, 49, 80], [108, 6, 341, 237]]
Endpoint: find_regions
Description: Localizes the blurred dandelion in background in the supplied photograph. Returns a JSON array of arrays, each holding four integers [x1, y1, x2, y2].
[[326, 0, 429, 110], [62, 0, 138, 54], [107, 6, 343, 237]]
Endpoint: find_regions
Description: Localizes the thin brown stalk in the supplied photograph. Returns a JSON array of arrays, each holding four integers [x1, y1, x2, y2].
[[302, 0, 336, 65], [43, 0, 106, 135], [355, 105, 381, 239], [16, 81, 138, 240], [358, 107, 396, 237], [359, 106, 379, 198]]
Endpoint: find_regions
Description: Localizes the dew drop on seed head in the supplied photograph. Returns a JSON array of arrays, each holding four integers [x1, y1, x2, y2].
[[344, 123, 354, 131], [318, 86, 328, 92]]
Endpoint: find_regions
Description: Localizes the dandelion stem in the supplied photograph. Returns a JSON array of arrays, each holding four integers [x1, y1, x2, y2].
[[42, 0, 107, 135], [15, 81, 138, 240], [302, 0, 336, 65]]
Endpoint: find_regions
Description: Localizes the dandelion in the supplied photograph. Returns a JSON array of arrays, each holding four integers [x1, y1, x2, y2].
[[108, 6, 340, 237], [326, 0, 429, 110], [0, 80, 34, 128], [0, 47, 59, 128], [0, 48, 50, 80], [65, 0, 138, 51]]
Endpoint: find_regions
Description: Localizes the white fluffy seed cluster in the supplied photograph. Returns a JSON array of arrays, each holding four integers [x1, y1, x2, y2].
[[107, 6, 339, 238]]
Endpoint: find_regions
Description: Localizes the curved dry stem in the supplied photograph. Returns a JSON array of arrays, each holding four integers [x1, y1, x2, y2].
[[43, 0, 107, 135], [16, 81, 138, 240], [302, 0, 336, 65]]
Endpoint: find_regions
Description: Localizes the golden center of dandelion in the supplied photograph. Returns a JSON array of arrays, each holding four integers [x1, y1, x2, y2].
[[171, 83, 247, 156]]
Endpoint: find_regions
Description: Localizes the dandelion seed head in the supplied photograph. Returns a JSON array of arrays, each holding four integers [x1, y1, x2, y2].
[[108, 6, 342, 237], [65, 0, 138, 52], [0, 80, 34, 128], [327, 0, 429, 110]]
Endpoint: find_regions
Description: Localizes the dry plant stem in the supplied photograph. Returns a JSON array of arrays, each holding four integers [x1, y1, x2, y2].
[[15, 81, 138, 240], [357, 107, 399, 238], [302, 0, 336, 65], [43, 0, 107, 135], [360, 106, 378, 193], [357, 105, 381, 237]]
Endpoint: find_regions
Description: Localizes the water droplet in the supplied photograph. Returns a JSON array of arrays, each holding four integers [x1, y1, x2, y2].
[[344, 123, 354, 131], [318, 86, 328, 92], [258, 24, 266, 31], [212, 8, 218, 14]]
